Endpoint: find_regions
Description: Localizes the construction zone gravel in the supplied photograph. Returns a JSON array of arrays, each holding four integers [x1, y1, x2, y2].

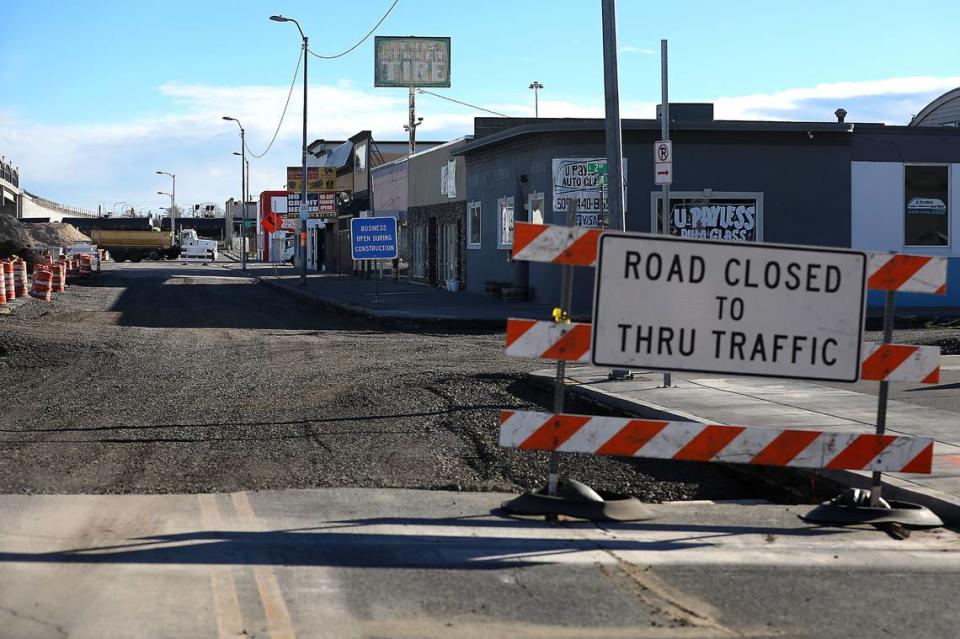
[[0, 262, 767, 500]]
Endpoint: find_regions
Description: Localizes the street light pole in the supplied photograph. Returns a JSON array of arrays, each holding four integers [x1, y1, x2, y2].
[[529, 81, 544, 118], [223, 117, 247, 270], [271, 14, 309, 284], [156, 171, 176, 241]]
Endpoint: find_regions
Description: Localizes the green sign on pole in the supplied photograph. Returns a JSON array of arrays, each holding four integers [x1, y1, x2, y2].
[[587, 161, 608, 175]]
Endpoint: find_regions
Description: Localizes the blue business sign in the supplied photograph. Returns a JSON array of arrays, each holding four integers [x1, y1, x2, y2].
[[351, 216, 399, 260]]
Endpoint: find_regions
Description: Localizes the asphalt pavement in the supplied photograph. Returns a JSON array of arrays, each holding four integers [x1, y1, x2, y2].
[[2, 259, 959, 638], [0, 260, 757, 500], [2, 488, 958, 639]]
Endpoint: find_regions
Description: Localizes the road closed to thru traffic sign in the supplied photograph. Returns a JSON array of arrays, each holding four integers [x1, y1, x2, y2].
[[591, 233, 867, 382]]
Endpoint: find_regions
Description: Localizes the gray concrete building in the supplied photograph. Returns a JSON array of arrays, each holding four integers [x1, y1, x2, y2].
[[458, 110, 960, 314]]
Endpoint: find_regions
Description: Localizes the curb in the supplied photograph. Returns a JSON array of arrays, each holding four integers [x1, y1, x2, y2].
[[255, 275, 508, 330], [529, 369, 960, 526]]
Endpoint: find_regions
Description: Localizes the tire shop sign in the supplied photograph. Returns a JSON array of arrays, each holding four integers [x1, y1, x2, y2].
[[592, 233, 867, 382]]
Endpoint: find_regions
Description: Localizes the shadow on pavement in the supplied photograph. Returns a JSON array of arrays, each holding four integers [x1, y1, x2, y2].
[[97, 268, 383, 331]]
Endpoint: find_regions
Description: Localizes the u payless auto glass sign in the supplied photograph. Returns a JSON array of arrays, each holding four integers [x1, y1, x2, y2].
[[658, 196, 760, 242], [552, 158, 628, 219], [591, 233, 867, 382]]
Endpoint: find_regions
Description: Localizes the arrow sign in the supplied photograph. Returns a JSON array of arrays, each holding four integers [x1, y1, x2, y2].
[[655, 162, 673, 185]]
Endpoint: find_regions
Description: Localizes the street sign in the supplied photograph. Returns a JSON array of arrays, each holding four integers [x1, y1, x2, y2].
[[654, 162, 672, 185], [350, 216, 398, 260], [374, 36, 451, 88], [654, 140, 672, 163], [591, 233, 867, 382]]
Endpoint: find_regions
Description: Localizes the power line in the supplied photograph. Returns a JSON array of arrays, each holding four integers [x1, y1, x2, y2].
[[416, 89, 512, 117], [245, 48, 304, 159], [308, 0, 399, 59]]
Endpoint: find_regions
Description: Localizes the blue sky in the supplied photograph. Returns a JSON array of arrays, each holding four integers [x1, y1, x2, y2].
[[2, 0, 959, 212]]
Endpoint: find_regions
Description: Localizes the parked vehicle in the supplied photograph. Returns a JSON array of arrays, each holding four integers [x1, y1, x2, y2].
[[88, 228, 176, 262], [87, 228, 217, 262]]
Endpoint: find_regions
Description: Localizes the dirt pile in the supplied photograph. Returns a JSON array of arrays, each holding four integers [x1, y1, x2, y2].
[[0, 214, 35, 258], [26, 222, 90, 247]]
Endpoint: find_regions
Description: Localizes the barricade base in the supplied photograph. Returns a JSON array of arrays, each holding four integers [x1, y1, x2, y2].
[[802, 488, 942, 528], [500, 478, 655, 522]]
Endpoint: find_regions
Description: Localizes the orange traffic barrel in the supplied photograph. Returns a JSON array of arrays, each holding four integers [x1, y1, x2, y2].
[[79, 256, 92, 278], [13, 259, 28, 297], [29, 267, 52, 302], [1, 260, 13, 301], [50, 264, 65, 293], [0, 265, 7, 311]]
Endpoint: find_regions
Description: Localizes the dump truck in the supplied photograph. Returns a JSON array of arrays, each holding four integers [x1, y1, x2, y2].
[[88, 228, 176, 262], [88, 228, 217, 262]]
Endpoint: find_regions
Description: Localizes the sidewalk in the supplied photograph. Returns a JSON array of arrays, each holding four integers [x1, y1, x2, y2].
[[230, 261, 554, 327], [532, 359, 960, 524]]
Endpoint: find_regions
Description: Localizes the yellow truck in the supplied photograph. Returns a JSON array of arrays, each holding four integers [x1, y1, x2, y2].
[[88, 228, 177, 262]]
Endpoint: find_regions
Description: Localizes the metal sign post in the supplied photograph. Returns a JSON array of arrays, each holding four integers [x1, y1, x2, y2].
[[547, 200, 578, 497], [870, 290, 896, 506], [659, 39, 672, 388]]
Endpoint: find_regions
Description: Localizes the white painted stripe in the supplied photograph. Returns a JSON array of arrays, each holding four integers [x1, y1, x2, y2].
[[861, 343, 940, 382], [498, 411, 544, 448], [633, 421, 704, 459], [787, 431, 862, 469], [713, 428, 781, 465], [863, 436, 931, 472], [556, 416, 621, 453]]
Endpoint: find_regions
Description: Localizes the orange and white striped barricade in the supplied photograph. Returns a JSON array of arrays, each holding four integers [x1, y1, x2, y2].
[[50, 264, 65, 293], [506, 319, 943, 386], [79, 256, 92, 278], [13, 259, 28, 297], [500, 410, 933, 474], [29, 267, 53, 302], [503, 222, 947, 525], [67, 259, 79, 282], [1, 260, 14, 301]]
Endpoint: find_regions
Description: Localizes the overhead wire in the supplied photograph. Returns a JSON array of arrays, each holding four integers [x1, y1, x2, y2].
[[244, 47, 304, 159], [417, 89, 511, 117], [307, 0, 399, 59]]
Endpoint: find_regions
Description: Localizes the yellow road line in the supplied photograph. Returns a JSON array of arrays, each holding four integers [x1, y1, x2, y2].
[[231, 491, 297, 639], [197, 494, 246, 638]]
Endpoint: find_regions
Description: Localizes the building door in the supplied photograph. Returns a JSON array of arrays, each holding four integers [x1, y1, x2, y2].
[[438, 221, 459, 284]]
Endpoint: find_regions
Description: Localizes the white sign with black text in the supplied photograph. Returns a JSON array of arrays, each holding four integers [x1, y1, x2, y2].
[[591, 233, 867, 382]]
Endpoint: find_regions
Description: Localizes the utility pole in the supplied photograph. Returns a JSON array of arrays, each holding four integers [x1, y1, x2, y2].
[[660, 39, 671, 388], [600, 0, 625, 233], [404, 88, 423, 156], [601, 0, 632, 382], [224, 117, 248, 270], [529, 81, 544, 118], [300, 33, 309, 284]]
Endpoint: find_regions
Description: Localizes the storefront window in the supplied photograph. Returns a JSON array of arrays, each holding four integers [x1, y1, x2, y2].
[[467, 201, 481, 248], [905, 165, 949, 247], [528, 193, 544, 225], [498, 196, 514, 248]]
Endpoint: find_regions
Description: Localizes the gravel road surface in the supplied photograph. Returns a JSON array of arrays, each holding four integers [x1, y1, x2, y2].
[[0, 262, 760, 500]]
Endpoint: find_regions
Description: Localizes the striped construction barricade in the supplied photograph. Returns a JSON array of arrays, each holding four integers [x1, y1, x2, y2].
[[500, 222, 947, 526], [505, 319, 942, 385], [79, 256, 92, 278], [29, 267, 53, 302]]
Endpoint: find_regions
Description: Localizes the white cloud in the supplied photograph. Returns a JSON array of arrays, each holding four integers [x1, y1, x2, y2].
[[712, 75, 960, 123], [2, 75, 958, 210], [620, 46, 656, 55]]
